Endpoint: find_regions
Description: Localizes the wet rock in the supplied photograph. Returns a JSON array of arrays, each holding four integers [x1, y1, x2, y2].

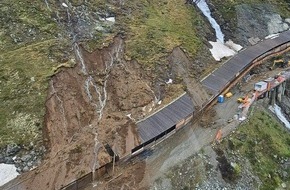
[[22, 166, 29, 172], [16, 168, 21, 173], [0, 154, 4, 163], [235, 4, 289, 46], [267, 14, 289, 34], [27, 162, 33, 167], [285, 18, 290, 24], [21, 154, 32, 162], [6, 144, 21, 156], [5, 157, 15, 164], [30, 150, 36, 157]]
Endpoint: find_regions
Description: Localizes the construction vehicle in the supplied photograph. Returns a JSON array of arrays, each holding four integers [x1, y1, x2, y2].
[[237, 97, 244, 103], [225, 92, 233, 98], [237, 95, 248, 103], [269, 59, 290, 70]]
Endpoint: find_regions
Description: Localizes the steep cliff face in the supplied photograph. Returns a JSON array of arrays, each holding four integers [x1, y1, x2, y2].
[[209, 0, 290, 46]]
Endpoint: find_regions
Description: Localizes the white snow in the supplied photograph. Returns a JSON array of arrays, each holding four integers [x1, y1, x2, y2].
[[194, 0, 242, 61], [269, 104, 290, 129], [166, 79, 173, 84], [62, 3, 68, 8], [196, 0, 224, 43], [0, 164, 19, 186], [106, 17, 115, 23], [225, 40, 243, 52], [265, 33, 279, 39], [239, 116, 246, 121], [209, 40, 237, 61]]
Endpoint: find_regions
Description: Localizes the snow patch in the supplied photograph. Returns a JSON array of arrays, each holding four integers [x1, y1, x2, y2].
[[209, 41, 237, 61], [194, 0, 242, 61], [62, 3, 68, 8], [238, 116, 246, 121], [0, 164, 19, 186], [265, 33, 279, 39], [166, 79, 173, 84], [225, 40, 243, 52], [269, 104, 290, 129], [106, 17, 115, 23]]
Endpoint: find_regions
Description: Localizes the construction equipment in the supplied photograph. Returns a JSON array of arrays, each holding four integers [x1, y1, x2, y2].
[[237, 97, 244, 103], [225, 92, 233, 98], [269, 59, 290, 70], [237, 95, 248, 103]]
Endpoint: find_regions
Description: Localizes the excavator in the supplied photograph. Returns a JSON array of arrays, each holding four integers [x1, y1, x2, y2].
[[237, 95, 249, 103], [269, 59, 290, 70]]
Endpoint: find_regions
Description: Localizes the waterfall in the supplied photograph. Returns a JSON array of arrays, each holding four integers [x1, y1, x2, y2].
[[269, 104, 290, 129], [194, 0, 224, 43], [74, 43, 88, 75], [85, 76, 108, 120], [192, 0, 243, 61]]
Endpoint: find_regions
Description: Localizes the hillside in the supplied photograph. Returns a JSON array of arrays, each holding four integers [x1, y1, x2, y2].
[[1, 0, 290, 189]]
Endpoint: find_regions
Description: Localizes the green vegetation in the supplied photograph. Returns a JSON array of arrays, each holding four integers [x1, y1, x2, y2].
[[0, 1, 67, 148], [122, 0, 204, 66], [0, 39, 65, 148], [224, 110, 290, 189], [0, 0, 58, 51]]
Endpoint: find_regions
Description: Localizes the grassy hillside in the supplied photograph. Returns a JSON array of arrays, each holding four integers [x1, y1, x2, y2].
[[0, 1, 61, 148], [222, 110, 290, 189], [122, 0, 204, 66]]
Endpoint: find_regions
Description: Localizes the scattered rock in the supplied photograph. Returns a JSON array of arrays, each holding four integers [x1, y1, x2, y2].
[[285, 18, 290, 24], [6, 144, 21, 156], [22, 166, 29, 172], [21, 155, 32, 162], [0, 154, 4, 163], [27, 162, 33, 167], [267, 14, 289, 34], [5, 157, 15, 164]]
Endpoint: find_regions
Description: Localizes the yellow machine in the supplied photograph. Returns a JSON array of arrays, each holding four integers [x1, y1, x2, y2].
[[237, 95, 248, 103], [237, 97, 244, 103], [270, 59, 290, 70], [225, 92, 233, 98]]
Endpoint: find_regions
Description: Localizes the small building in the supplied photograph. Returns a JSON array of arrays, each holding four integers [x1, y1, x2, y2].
[[254, 81, 268, 92]]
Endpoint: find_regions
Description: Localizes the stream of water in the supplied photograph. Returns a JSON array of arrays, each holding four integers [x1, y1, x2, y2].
[[193, 0, 224, 43], [269, 104, 290, 129]]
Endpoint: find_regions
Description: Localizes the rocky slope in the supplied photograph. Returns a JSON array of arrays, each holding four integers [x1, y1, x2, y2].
[[209, 0, 290, 46]]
